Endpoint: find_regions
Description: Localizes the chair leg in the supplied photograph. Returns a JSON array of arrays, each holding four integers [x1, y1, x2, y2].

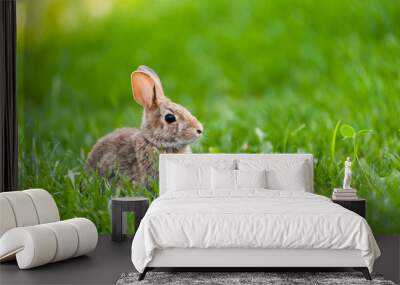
[[138, 268, 148, 281], [354, 267, 371, 280]]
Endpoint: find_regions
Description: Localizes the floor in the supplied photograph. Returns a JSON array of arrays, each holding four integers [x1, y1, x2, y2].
[[0, 235, 399, 285], [375, 235, 400, 284], [0, 236, 134, 285]]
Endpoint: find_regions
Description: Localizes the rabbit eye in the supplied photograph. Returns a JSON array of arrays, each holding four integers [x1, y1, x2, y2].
[[164, 114, 176, 123]]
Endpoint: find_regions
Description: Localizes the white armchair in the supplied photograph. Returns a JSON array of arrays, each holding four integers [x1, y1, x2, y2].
[[0, 189, 98, 269]]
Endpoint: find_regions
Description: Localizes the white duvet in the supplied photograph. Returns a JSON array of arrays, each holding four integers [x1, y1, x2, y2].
[[131, 190, 380, 273]]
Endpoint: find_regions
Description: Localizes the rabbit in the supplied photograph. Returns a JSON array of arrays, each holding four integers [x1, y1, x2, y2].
[[87, 65, 203, 184]]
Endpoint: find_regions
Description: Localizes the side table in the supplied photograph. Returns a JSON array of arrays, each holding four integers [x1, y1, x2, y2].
[[332, 198, 366, 218], [111, 197, 149, 242]]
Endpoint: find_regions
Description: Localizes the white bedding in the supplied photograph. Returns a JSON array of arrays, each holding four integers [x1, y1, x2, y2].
[[131, 190, 380, 273]]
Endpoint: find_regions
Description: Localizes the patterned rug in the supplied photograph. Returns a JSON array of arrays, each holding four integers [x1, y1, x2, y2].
[[116, 271, 395, 285]]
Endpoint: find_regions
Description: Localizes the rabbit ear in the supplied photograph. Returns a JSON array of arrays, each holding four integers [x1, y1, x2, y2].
[[137, 65, 165, 98], [131, 67, 164, 109], [137, 65, 163, 89]]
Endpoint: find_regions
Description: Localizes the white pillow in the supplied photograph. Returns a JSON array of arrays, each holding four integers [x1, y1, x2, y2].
[[238, 159, 308, 191], [212, 169, 236, 191], [211, 168, 268, 191], [236, 169, 267, 189], [167, 163, 212, 192], [266, 166, 306, 191]]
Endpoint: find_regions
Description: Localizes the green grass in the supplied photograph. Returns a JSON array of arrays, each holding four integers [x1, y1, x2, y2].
[[17, 0, 400, 233]]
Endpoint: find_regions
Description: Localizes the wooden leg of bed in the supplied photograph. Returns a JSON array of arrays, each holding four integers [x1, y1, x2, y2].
[[354, 267, 371, 280], [138, 268, 148, 281]]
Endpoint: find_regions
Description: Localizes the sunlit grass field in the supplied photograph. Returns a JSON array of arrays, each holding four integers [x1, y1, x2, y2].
[[17, 0, 400, 233]]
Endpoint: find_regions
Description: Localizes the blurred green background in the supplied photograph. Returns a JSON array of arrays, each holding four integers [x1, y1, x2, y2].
[[17, 0, 400, 233]]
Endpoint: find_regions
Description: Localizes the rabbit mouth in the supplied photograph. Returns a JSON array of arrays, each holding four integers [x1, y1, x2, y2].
[[142, 129, 201, 149], [180, 130, 203, 144], [185, 135, 203, 144], [160, 134, 201, 148], [161, 137, 198, 148]]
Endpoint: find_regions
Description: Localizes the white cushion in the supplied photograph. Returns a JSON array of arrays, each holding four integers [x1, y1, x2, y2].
[[0, 226, 57, 268], [0, 189, 98, 269], [0, 196, 17, 237], [266, 165, 307, 191], [24, 189, 60, 224], [0, 191, 39, 227], [0, 218, 97, 269], [167, 163, 212, 192], [238, 159, 308, 191], [211, 169, 268, 192], [0, 189, 60, 237], [212, 169, 236, 191], [64, 218, 98, 257], [42, 221, 79, 262], [236, 169, 267, 189]]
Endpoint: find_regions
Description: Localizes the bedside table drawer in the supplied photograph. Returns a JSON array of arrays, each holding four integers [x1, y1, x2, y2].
[[332, 199, 366, 218]]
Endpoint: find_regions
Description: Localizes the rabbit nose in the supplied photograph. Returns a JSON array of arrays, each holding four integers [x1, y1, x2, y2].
[[196, 129, 202, 134]]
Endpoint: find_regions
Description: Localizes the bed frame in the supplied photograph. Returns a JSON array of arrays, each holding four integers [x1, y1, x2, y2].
[[139, 154, 371, 280], [140, 248, 370, 280]]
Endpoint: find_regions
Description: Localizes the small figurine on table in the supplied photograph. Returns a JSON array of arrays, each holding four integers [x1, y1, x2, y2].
[[343, 157, 352, 189]]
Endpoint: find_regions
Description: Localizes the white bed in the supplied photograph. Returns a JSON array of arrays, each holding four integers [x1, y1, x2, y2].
[[131, 154, 380, 280]]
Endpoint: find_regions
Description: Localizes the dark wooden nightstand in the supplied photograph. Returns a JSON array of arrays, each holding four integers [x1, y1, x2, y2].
[[332, 198, 366, 218], [111, 197, 149, 242]]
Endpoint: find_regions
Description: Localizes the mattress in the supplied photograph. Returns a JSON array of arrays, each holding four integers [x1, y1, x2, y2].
[[131, 190, 380, 273]]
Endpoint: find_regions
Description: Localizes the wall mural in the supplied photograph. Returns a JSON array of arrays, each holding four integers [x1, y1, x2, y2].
[[17, 0, 400, 234]]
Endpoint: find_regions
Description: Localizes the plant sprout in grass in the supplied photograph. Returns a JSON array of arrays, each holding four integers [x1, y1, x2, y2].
[[340, 124, 374, 165]]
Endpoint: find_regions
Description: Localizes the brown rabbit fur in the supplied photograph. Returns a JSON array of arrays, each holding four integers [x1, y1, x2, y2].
[[87, 66, 203, 184]]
